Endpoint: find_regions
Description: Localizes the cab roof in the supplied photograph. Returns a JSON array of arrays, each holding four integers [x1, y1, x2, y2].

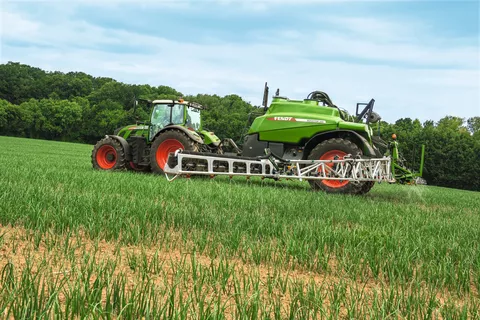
[[152, 99, 189, 104], [151, 99, 205, 110]]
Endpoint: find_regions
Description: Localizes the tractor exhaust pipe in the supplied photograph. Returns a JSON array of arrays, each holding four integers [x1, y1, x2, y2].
[[262, 82, 269, 112], [419, 144, 425, 177]]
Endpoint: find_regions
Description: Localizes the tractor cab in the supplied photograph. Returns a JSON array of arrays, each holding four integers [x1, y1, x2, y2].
[[148, 99, 202, 141]]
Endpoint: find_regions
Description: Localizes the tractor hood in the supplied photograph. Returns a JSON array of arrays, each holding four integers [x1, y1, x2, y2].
[[115, 124, 149, 140]]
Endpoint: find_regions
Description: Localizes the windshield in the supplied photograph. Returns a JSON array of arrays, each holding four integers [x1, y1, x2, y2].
[[150, 103, 185, 139], [151, 103, 184, 126], [186, 106, 201, 130]]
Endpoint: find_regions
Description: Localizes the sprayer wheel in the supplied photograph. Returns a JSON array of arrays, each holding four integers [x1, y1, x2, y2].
[[307, 138, 373, 195], [358, 181, 375, 195]]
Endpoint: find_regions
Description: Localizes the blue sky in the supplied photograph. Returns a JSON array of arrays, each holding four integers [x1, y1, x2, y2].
[[1, 0, 479, 123]]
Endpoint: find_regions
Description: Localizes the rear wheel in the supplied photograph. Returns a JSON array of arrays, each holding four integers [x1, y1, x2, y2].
[[150, 129, 198, 174], [307, 138, 373, 195], [92, 137, 127, 171]]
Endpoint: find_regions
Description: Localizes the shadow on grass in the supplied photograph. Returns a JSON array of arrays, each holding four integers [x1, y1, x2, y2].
[[183, 175, 315, 192], [123, 169, 430, 203], [362, 184, 429, 206]]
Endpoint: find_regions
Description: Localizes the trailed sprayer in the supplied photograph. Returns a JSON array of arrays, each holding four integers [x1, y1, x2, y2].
[[92, 83, 425, 195]]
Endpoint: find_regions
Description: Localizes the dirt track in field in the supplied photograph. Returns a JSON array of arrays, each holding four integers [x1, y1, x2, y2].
[[0, 224, 476, 319]]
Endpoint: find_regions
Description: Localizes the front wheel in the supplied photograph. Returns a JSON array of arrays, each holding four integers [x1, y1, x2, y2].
[[92, 137, 127, 171], [307, 138, 373, 195]]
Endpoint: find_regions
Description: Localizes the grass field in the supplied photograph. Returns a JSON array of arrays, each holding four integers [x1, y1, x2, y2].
[[0, 135, 479, 319]]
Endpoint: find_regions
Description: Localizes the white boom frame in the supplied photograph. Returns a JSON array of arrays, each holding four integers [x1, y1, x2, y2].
[[163, 150, 395, 183]]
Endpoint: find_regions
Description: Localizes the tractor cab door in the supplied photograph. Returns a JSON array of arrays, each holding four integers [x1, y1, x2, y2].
[[185, 106, 201, 131], [149, 103, 185, 141]]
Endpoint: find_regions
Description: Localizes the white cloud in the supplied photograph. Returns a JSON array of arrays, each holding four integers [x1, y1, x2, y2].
[[311, 32, 478, 69], [319, 16, 426, 42], [0, 4, 479, 124], [0, 11, 40, 38]]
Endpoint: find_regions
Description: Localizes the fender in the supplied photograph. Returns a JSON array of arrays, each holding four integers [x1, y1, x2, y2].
[[154, 125, 204, 144], [105, 134, 132, 161], [304, 130, 376, 157]]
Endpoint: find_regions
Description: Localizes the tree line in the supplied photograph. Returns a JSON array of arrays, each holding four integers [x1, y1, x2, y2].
[[1, 62, 478, 191]]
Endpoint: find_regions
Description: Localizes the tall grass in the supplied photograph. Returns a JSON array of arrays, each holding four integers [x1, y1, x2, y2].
[[1, 227, 477, 319], [0, 135, 479, 318]]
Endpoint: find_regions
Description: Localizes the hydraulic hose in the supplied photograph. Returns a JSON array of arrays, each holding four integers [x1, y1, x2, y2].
[[307, 91, 346, 120]]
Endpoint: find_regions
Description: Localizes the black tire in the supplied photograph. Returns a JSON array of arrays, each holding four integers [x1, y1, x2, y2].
[[358, 181, 375, 195], [92, 137, 127, 171], [150, 129, 198, 174], [307, 138, 373, 195]]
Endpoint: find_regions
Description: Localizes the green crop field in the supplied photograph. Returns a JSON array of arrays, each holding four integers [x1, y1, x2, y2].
[[0, 135, 479, 319]]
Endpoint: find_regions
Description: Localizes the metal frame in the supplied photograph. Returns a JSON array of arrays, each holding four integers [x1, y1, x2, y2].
[[355, 99, 375, 124], [163, 150, 395, 183]]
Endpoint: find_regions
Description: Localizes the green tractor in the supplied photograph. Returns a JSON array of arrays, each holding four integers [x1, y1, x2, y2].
[[92, 98, 236, 173], [92, 83, 424, 195]]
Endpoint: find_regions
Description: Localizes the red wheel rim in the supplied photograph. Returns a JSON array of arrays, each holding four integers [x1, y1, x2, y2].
[[156, 139, 184, 170], [319, 150, 349, 188], [96, 145, 117, 169]]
